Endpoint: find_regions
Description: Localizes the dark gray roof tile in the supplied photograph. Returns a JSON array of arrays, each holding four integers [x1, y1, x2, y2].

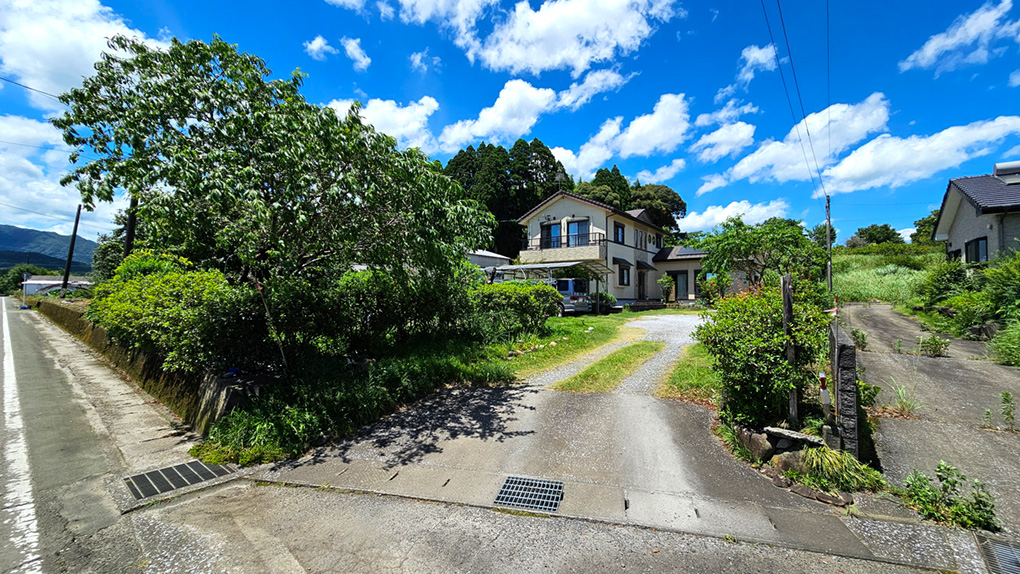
[[951, 175, 1020, 212]]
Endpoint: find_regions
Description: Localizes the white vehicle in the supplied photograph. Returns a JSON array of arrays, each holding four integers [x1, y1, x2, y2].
[[550, 278, 591, 315]]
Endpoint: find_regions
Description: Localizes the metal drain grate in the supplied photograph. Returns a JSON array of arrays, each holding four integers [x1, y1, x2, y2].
[[493, 476, 564, 513], [977, 534, 1020, 574], [124, 461, 235, 500]]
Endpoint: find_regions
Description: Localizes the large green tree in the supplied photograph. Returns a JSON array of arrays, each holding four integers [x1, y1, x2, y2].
[[911, 210, 939, 244], [808, 223, 836, 248], [443, 138, 568, 258], [54, 36, 491, 284], [856, 223, 905, 245], [585, 166, 632, 210], [692, 217, 825, 284], [630, 183, 687, 235]]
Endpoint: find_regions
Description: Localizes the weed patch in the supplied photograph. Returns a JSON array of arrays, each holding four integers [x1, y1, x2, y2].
[[554, 341, 664, 393], [899, 461, 999, 531], [657, 343, 721, 406]]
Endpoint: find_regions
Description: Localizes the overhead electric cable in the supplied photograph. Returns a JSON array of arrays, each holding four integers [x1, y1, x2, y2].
[[0, 76, 62, 101], [0, 200, 115, 232]]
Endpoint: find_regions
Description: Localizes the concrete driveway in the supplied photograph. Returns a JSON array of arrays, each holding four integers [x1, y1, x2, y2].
[[845, 303, 1020, 537], [256, 313, 985, 571]]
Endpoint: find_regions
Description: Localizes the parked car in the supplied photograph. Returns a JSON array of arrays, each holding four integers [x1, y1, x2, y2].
[[549, 278, 591, 315]]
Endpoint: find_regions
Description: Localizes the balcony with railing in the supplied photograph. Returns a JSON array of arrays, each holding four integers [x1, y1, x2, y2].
[[522, 232, 607, 251]]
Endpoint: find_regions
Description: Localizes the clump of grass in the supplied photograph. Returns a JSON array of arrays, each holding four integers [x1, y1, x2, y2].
[[892, 338, 902, 354], [900, 461, 998, 531], [916, 334, 950, 357], [802, 447, 886, 492], [850, 328, 868, 350], [656, 343, 721, 406], [713, 420, 754, 463], [555, 340, 664, 393]]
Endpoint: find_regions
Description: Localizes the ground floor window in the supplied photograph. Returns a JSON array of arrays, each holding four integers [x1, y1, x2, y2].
[[965, 237, 988, 263], [618, 265, 630, 286]]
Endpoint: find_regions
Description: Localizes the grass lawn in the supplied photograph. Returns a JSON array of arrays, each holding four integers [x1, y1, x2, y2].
[[553, 340, 665, 393], [506, 308, 701, 378], [655, 342, 721, 407]]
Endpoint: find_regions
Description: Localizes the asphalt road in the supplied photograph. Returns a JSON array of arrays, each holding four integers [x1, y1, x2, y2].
[[0, 298, 959, 572]]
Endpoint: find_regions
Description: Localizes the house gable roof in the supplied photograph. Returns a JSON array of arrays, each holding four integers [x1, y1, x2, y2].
[[517, 191, 667, 234], [932, 174, 1020, 241]]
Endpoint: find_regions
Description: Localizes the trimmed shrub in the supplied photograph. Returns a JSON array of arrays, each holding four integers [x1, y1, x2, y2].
[[471, 282, 561, 341], [694, 283, 829, 427]]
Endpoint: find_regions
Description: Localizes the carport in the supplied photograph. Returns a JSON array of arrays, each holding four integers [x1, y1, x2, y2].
[[493, 261, 615, 313]]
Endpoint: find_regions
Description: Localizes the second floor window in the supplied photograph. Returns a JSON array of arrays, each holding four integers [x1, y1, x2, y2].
[[615, 223, 625, 244], [567, 220, 589, 246]]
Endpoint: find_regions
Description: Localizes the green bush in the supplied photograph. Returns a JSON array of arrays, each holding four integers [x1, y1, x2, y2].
[[471, 282, 561, 341], [696, 270, 732, 307], [902, 461, 998, 531], [983, 250, 1020, 323], [991, 322, 1020, 366], [86, 252, 257, 372], [694, 283, 828, 427], [591, 291, 617, 312], [918, 259, 970, 307], [940, 291, 994, 337]]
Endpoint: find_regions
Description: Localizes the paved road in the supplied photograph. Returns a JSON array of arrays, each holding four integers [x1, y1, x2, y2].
[[0, 299, 979, 572]]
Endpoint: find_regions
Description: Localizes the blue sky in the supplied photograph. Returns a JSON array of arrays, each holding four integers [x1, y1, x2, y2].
[[2, 0, 1020, 243]]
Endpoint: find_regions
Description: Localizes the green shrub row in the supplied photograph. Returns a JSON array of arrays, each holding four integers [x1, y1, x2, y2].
[[470, 281, 561, 341]]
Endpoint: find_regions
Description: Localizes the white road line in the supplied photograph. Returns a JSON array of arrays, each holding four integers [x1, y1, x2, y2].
[[2, 300, 42, 573]]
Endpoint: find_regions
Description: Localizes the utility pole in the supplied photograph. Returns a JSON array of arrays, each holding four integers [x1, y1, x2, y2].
[[825, 195, 832, 291], [123, 193, 138, 258], [61, 204, 82, 297]]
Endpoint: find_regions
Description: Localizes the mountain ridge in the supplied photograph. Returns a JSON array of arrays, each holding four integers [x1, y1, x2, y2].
[[0, 223, 98, 264]]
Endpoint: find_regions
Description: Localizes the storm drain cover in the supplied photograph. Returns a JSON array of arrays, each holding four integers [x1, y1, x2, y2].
[[493, 476, 564, 513], [124, 461, 235, 500], [977, 534, 1020, 574]]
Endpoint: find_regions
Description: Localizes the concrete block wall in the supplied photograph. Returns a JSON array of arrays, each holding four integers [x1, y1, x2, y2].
[[829, 320, 859, 459]]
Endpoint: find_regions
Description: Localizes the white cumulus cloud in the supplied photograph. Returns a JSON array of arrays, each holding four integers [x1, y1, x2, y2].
[[377, 0, 395, 19], [0, 0, 167, 111], [557, 69, 630, 110], [689, 121, 755, 163], [552, 118, 621, 180], [329, 96, 440, 151], [341, 37, 372, 71], [715, 44, 777, 103], [410, 47, 441, 73], [438, 79, 558, 152], [679, 199, 789, 232], [696, 174, 728, 196], [695, 99, 759, 127], [822, 115, 1020, 195], [899, 0, 1020, 76], [303, 35, 339, 60], [899, 228, 916, 243], [473, 0, 683, 77], [1010, 69, 1020, 86], [326, 0, 366, 9], [636, 158, 686, 183]]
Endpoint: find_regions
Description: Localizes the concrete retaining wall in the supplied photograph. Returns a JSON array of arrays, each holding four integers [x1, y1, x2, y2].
[[37, 300, 238, 434]]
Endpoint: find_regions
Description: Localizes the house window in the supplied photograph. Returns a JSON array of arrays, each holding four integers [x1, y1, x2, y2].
[[615, 223, 625, 244], [618, 265, 630, 286], [965, 237, 988, 263], [567, 219, 590, 246], [541, 223, 561, 249]]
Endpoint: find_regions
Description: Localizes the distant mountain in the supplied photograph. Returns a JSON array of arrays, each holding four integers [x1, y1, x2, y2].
[[0, 223, 97, 264], [0, 250, 91, 273]]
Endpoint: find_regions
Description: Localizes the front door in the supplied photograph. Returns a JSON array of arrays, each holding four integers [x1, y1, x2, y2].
[[637, 271, 646, 300], [675, 271, 689, 300]]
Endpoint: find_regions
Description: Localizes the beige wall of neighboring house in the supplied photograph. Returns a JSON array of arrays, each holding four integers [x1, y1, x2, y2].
[[934, 167, 1020, 262]]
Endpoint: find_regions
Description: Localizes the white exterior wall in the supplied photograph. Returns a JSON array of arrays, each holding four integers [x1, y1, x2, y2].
[[605, 214, 665, 302], [946, 205, 1001, 262], [656, 260, 702, 300]]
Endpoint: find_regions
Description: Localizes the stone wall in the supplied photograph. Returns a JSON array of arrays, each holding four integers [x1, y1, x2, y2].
[[37, 300, 238, 434], [829, 320, 859, 459]]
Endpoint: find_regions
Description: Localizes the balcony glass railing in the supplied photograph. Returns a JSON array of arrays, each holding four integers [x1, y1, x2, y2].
[[523, 232, 606, 250]]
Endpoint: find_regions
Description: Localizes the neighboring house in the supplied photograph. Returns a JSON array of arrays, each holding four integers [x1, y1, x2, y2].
[[515, 191, 705, 303], [932, 161, 1020, 262], [467, 249, 512, 268], [22, 275, 92, 295]]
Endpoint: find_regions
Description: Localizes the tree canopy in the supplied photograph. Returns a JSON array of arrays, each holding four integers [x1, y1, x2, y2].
[[54, 35, 491, 283], [691, 217, 825, 284], [911, 210, 939, 244], [443, 139, 569, 258], [808, 223, 836, 248], [855, 224, 905, 245]]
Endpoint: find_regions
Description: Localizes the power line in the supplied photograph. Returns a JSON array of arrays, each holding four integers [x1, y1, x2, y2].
[[0, 139, 101, 162], [0, 75, 62, 101], [775, 0, 829, 199], [0, 200, 115, 232], [758, 0, 824, 207]]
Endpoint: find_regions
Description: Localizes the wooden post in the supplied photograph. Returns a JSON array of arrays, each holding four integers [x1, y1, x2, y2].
[[781, 273, 798, 424]]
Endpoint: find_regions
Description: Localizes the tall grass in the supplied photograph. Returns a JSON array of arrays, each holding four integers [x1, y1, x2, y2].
[[555, 341, 664, 392], [832, 252, 943, 303]]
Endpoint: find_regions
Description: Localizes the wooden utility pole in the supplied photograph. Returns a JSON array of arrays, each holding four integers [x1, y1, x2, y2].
[[61, 204, 82, 297], [123, 194, 138, 258], [781, 273, 798, 424], [825, 195, 832, 291]]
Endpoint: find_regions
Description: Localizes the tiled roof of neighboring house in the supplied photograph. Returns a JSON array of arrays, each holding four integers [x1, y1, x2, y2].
[[951, 175, 1020, 212], [652, 246, 706, 262], [469, 249, 511, 261], [25, 275, 91, 283], [517, 191, 667, 234]]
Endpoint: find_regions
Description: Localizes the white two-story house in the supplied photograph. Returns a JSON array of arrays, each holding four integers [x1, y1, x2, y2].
[[515, 191, 705, 304]]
